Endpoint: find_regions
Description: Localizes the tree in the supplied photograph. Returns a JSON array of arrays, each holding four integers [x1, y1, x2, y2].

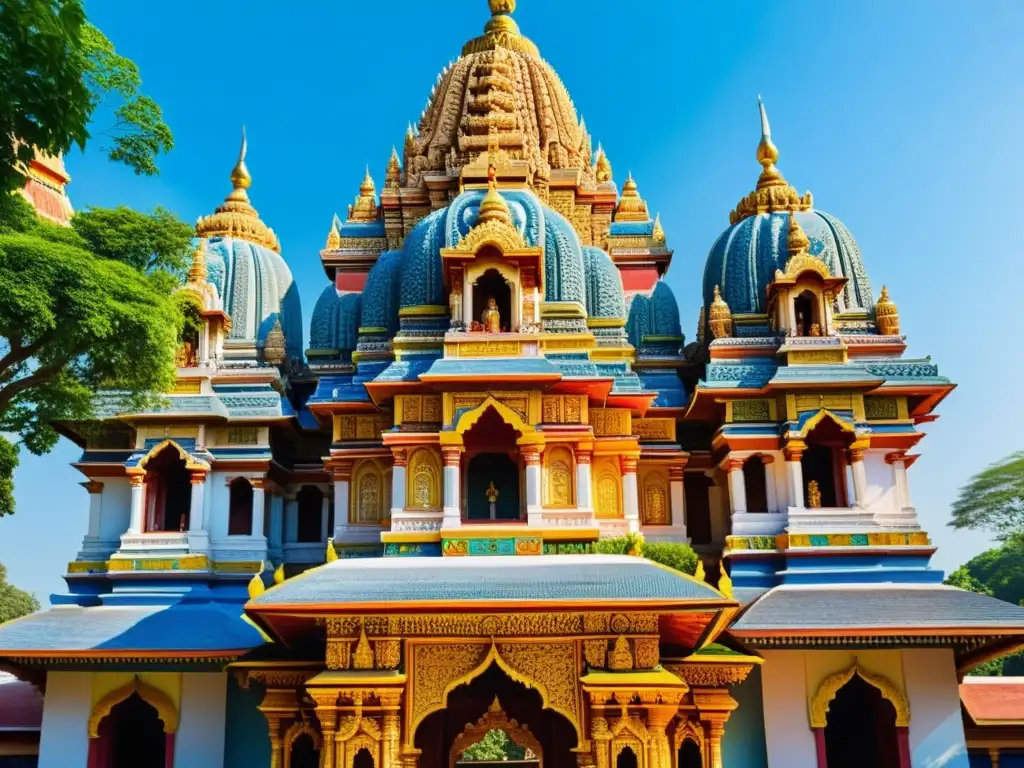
[[0, 563, 39, 624], [949, 452, 1024, 539], [461, 729, 526, 762], [0, 0, 173, 191], [72, 205, 193, 273], [0, 193, 185, 515]]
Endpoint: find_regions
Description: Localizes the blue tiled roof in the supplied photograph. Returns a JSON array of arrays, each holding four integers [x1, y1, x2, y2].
[[248, 555, 725, 608], [420, 358, 561, 380], [308, 375, 371, 404], [373, 357, 438, 383], [0, 603, 265, 656], [731, 585, 1024, 635], [768, 365, 882, 387], [609, 220, 655, 237]]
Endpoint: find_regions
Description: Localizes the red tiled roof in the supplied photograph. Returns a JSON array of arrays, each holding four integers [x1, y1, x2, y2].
[[961, 678, 1024, 725], [0, 675, 42, 731]]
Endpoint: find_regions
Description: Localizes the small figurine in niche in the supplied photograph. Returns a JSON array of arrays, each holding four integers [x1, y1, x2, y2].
[[481, 296, 501, 333], [806, 480, 822, 508], [485, 481, 499, 520]]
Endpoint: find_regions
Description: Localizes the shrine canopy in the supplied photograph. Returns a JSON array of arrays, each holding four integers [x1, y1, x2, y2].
[[246, 555, 737, 651]]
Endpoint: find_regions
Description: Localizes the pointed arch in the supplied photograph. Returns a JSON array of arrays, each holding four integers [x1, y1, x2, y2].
[[809, 663, 910, 728], [792, 408, 856, 440], [137, 439, 209, 471], [448, 698, 543, 768], [447, 396, 539, 445], [88, 677, 179, 738]]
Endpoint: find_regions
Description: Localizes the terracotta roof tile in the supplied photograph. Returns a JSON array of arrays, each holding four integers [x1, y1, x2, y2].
[[961, 678, 1024, 724]]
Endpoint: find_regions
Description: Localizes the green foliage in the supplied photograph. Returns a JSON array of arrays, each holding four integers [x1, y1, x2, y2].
[[595, 534, 698, 575], [0, 563, 39, 625], [947, 533, 1024, 675], [0, 0, 172, 191], [949, 452, 1024, 539], [72, 206, 193, 273], [0, 194, 182, 515], [461, 729, 526, 762]]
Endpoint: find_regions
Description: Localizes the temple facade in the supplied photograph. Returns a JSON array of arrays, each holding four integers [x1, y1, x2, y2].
[[2, 2, 1024, 768]]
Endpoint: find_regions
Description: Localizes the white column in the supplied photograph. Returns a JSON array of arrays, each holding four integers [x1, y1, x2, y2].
[[621, 457, 640, 533], [83, 481, 104, 539], [669, 466, 687, 538], [332, 463, 352, 539], [175, 673, 227, 768], [762, 457, 779, 513], [726, 457, 747, 514], [188, 473, 205, 533], [285, 496, 299, 543], [127, 474, 145, 534], [784, 442, 805, 508], [251, 478, 266, 538], [576, 451, 593, 512], [442, 447, 462, 528], [524, 447, 543, 526], [391, 449, 408, 516], [890, 453, 911, 508], [849, 447, 868, 508]]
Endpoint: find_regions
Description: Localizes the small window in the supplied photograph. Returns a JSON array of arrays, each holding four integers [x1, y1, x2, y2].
[[228, 478, 254, 535]]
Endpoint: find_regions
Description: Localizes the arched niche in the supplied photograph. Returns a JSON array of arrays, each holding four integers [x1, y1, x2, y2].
[[296, 485, 324, 543], [742, 456, 769, 514], [610, 717, 649, 768], [352, 459, 386, 524], [449, 698, 543, 768], [407, 448, 441, 510], [543, 446, 575, 508], [809, 663, 909, 729], [284, 719, 322, 768], [593, 457, 622, 520], [464, 257, 520, 332], [796, 410, 858, 508], [87, 676, 178, 768], [638, 465, 670, 525], [142, 444, 192, 532], [674, 720, 705, 768], [227, 477, 254, 535]]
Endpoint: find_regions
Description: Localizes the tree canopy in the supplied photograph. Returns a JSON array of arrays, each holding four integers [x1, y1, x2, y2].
[[949, 452, 1024, 539], [461, 729, 527, 762], [0, 0, 172, 190], [0, 193, 187, 515], [0, 563, 39, 624]]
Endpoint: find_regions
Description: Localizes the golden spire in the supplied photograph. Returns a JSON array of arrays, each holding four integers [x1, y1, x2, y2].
[[359, 165, 375, 196], [230, 127, 252, 191], [404, 124, 416, 156], [347, 167, 378, 222], [187, 240, 208, 284], [594, 144, 612, 184], [477, 177, 512, 227], [614, 171, 650, 222], [695, 559, 706, 582], [729, 96, 813, 226], [652, 213, 666, 244], [718, 561, 734, 599], [325, 218, 340, 249], [787, 212, 810, 255], [385, 147, 401, 190], [875, 286, 901, 336], [464, 0, 538, 56], [708, 286, 733, 340], [353, 619, 374, 670]]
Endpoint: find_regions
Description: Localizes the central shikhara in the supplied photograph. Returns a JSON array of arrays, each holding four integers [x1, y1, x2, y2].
[[1, 3, 1020, 768]]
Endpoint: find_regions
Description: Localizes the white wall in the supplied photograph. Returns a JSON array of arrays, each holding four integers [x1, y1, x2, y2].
[[37, 672, 92, 768], [863, 450, 898, 511], [760, 650, 817, 768], [903, 649, 970, 768], [98, 477, 131, 542], [207, 471, 232, 538], [175, 673, 228, 768]]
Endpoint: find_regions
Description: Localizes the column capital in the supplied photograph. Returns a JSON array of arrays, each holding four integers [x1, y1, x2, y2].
[[884, 450, 908, 465], [619, 456, 637, 475], [783, 440, 806, 461], [522, 446, 542, 466], [250, 476, 267, 491], [668, 465, 685, 482], [332, 462, 353, 482], [190, 469, 207, 485], [129, 473, 145, 488], [391, 447, 409, 467], [576, 450, 592, 465], [847, 447, 866, 464], [81, 480, 104, 494], [724, 456, 745, 473], [442, 446, 463, 467]]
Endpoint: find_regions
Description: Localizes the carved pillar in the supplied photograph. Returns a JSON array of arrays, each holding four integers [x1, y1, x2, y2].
[[886, 451, 911, 509], [761, 456, 778, 513], [669, 464, 687, 537], [442, 446, 463, 528], [399, 748, 421, 768], [783, 440, 805, 509], [380, 690, 402, 768], [82, 480, 104, 539], [251, 477, 267, 538], [847, 445, 868, 508], [391, 448, 408, 516], [127, 473, 145, 534], [706, 717, 726, 768], [332, 461, 353, 539], [644, 705, 676, 768], [188, 471, 206, 533], [620, 456, 640, 533], [267, 715, 284, 768], [590, 712, 611, 768], [312, 692, 338, 768], [523, 446, 542, 526], [576, 450, 594, 512], [322, 733, 336, 768], [725, 457, 747, 515]]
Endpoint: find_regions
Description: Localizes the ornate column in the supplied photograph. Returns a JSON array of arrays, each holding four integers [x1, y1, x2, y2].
[[576, 450, 593, 512], [886, 451, 911, 509], [127, 473, 145, 534], [82, 481, 104, 540], [380, 690, 402, 768], [391, 448, 408, 517], [251, 477, 266, 538], [188, 471, 206, 533], [783, 440, 806, 508], [761, 455, 778, 513], [311, 692, 337, 768], [589, 696, 611, 768], [400, 748, 422, 768], [725, 456, 747, 515], [621, 456, 640, 533], [706, 717, 726, 768], [847, 444, 869, 508], [669, 464, 687, 537], [332, 461, 353, 539], [644, 704, 676, 768], [442, 446, 463, 528], [523, 445, 542, 526]]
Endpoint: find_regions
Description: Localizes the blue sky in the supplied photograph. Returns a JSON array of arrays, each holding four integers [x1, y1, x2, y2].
[[2, 0, 1022, 601]]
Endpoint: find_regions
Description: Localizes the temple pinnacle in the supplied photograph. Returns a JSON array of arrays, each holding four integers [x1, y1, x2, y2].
[[755, 96, 782, 189], [230, 126, 252, 191]]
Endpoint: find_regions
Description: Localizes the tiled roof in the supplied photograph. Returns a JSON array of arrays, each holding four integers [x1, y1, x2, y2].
[[248, 555, 726, 609], [731, 585, 1024, 636], [0, 674, 42, 730], [0, 603, 264, 657], [961, 678, 1024, 724]]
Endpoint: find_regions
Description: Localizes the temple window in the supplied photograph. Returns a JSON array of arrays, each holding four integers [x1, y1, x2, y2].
[[640, 466, 670, 525], [464, 406, 522, 521], [824, 675, 901, 768], [144, 446, 191, 533], [352, 747, 375, 768], [678, 739, 703, 768], [593, 456, 622, 520], [471, 266, 512, 333], [89, 689, 174, 768], [616, 746, 639, 768], [793, 290, 820, 337], [296, 485, 323, 543], [802, 419, 851, 508], [228, 478, 254, 535], [684, 472, 713, 545], [743, 457, 769, 514]]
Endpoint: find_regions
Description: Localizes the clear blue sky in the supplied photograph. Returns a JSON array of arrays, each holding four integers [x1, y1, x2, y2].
[[2, 0, 1022, 601]]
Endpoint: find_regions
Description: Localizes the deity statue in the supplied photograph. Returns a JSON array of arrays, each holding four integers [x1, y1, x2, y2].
[[485, 481, 499, 521], [806, 480, 822, 509], [481, 296, 501, 333], [809, 322, 822, 337], [449, 276, 463, 329]]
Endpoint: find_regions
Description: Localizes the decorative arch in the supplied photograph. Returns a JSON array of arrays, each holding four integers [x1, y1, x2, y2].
[[137, 439, 209, 471], [448, 219, 529, 255], [809, 663, 910, 729], [543, 445, 575, 507], [450, 396, 538, 442], [448, 697, 543, 768], [352, 460, 385, 524], [88, 677, 179, 738], [593, 456, 622, 520], [673, 719, 705, 767], [407, 449, 441, 510], [792, 409, 856, 440], [610, 716, 649, 768], [464, 258, 522, 331], [284, 719, 322, 768], [638, 465, 670, 525]]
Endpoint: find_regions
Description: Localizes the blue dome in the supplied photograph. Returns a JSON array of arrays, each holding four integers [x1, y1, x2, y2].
[[542, 207, 586, 307], [398, 208, 447, 310], [582, 247, 625, 320], [309, 285, 361, 352], [202, 236, 303, 361], [359, 250, 402, 335], [627, 281, 683, 347], [702, 210, 872, 317]]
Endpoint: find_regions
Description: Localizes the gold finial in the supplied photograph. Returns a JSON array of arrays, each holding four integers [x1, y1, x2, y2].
[[488, 696, 503, 714], [755, 96, 780, 185], [326, 218, 341, 249], [385, 147, 401, 190], [787, 212, 810, 255], [652, 213, 666, 245], [359, 166, 375, 196], [326, 537, 338, 562], [477, 177, 512, 227], [694, 559, 706, 582], [464, 0, 537, 58], [404, 124, 416, 156], [488, 0, 515, 13], [247, 565, 265, 600], [595, 144, 612, 184], [718, 561, 734, 599], [708, 285, 733, 340], [615, 171, 649, 222], [348, 167, 378, 222], [230, 126, 252, 191], [187, 240, 208, 284], [273, 562, 285, 585], [353, 619, 374, 669], [875, 285, 901, 336]]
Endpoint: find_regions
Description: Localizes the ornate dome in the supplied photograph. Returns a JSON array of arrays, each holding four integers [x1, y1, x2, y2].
[[198, 133, 302, 363], [309, 285, 361, 354], [403, 0, 594, 189], [582, 246, 625, 320], [627, 281, 683, 348], [359, 250, 402, 336]]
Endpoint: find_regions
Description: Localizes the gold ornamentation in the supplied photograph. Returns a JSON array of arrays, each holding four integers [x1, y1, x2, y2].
[[326, 639, 351, 670], [448, 215, 528, 254], [88, 677, 179, 738], [695, 560, 706, 583], [595, 144, 612, 184], [614, 172, 649, 222], [448, 697, 543, 768], [591, 408, 631, 437], [263, 319, 286, 366], [652, 213, 666, 244], [732, 400, 771, 423], [633, 418, 675, 442], [642, 483, 668, 526], [481, 296, 502, 333], [374, 639, 401, 670], [353, 621, 374, 670], [708, 286, 733, 339], [875, 285, 900, 336], [326, 538, 338, 563], [326, 219, 341, 249], [348, 167, 378, 223], [385, 147, 401, 191], [227, 427, 259, 445], [584, 639, 607, 669], [496, 642, 580, 737], [478, 177, 512, 227], [248, 568, 266, 599], [409, 643, 491, 734], [408, 448, 441, 509], [730, 97, 813, 225], [632, 638, 659, 670], [865, 396, 899, 420], [718, 563, 733, 599], [806, 480, 822, 509], [809, 663, 910, 728], [607, 636, 633, 671]]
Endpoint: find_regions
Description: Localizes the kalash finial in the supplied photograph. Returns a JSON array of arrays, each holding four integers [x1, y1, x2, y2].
[[477, 174, 512, 227], [186, 240, 208, 284], [230, 126, 252, 191], [787, 212, 810, 255], [594, 144, 613, 184], [755, 95, 781, 188], [875, 286, 901, 336]]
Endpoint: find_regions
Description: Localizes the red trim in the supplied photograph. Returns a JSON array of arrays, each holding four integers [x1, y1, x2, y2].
[[896, 727, 911, 768], [620, 268, 659, 292], [336, 273, 367, 292], [165, 732, 176, 768], [87, 737, 101, 768], [813, 727, 828, 768]]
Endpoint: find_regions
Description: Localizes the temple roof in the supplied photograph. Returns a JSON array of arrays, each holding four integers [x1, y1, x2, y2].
[[0, 673, 42, 731], [961, 678, 1024, 726]]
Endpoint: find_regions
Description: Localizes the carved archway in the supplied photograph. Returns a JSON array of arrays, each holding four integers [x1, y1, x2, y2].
[[809, 663, 910, 728], [449, 397, 538, 443], [136, 439, 209, 471], [284, 718, 322, 768], [88, 677, 179, 738], [673, 719, 705, 768], [610, 716, 649, 768], [448, 697, 544, 768], [791, 409, 856, 441]]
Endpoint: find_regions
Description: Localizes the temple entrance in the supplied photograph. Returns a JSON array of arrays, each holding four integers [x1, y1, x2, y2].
[[824, 675, 900, 768], [616, 747, 638, 768], [472, 268, 512, 333], [144, 445, 191, 532], [678, 740, 703, 768], [467, 453, 520, 521], [290, 733, 319, 768], [104, 693, 166, 768], [801, 418, 851, 508], [415, 664, 575, 768]]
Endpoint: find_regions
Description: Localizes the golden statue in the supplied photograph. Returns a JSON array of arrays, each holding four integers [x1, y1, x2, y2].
[[481, 296, 501, 333], [485, 480, 499, 521], [449, 276, 463, 328], [807, 480, 822, 508]]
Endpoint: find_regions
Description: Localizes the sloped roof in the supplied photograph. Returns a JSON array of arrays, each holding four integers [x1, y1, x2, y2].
[[961, 678, 1024, 725]]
